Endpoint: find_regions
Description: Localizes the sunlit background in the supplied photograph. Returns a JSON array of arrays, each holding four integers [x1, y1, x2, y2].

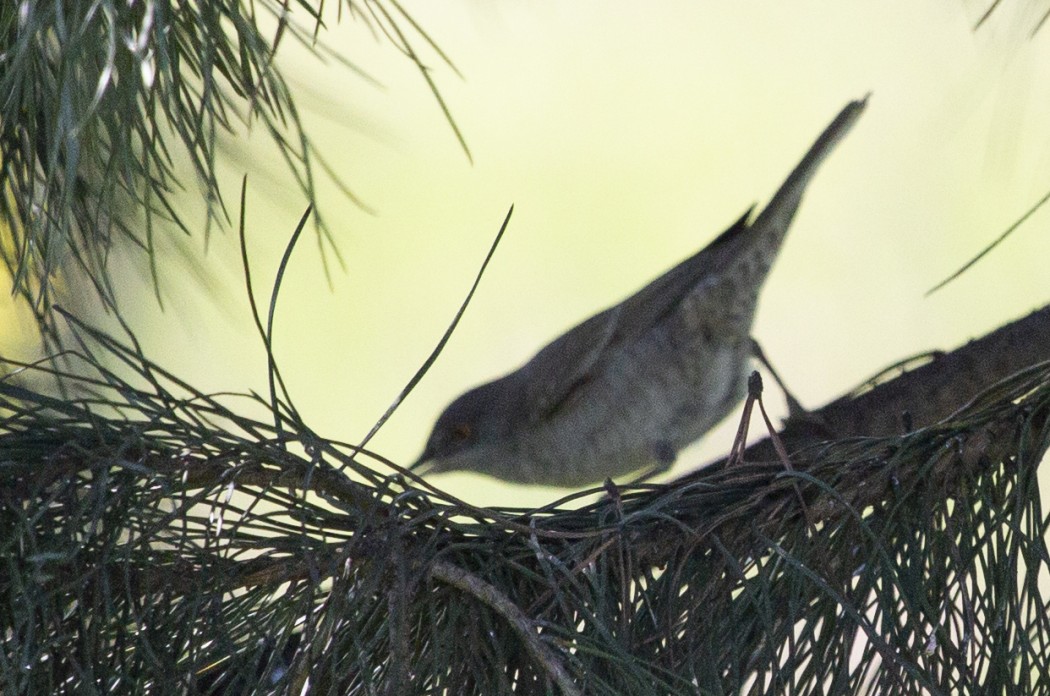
[[6, 1, 1050, 508]]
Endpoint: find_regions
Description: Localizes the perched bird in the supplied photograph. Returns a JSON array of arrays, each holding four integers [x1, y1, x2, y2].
[[413, 97, 867, 487]]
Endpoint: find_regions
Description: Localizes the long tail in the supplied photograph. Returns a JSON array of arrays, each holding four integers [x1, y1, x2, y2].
[[750, 94, 869, 236]]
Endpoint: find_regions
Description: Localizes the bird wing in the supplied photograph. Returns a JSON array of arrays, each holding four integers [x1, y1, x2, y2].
[[611, 207, 755, 342], [519, 304, 622, 418], [515, 208, 752, 422]]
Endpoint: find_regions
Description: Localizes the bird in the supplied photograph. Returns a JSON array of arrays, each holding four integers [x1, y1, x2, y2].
[[412, 97, 868, 487]]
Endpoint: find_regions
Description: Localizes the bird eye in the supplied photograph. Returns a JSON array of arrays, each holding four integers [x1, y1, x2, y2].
[[452, 423, 472, 442]]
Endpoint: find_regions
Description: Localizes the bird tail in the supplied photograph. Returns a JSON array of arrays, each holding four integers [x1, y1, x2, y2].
[[751, 94, 869, 237]]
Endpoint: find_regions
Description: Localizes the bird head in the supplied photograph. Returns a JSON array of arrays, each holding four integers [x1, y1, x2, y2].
[[411, 377, 516, 477]]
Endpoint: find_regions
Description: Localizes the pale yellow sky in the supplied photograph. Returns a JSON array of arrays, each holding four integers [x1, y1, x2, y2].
[[9, 2, 1049, 508]]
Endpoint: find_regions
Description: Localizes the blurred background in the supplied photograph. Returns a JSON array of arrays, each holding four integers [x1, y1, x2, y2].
[[4, 1, 1049, 508]]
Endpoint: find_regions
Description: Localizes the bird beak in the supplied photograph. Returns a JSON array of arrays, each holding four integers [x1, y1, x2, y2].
[[409, 449, 434, 475]]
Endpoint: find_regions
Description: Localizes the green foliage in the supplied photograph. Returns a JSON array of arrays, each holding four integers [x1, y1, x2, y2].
[[1, 311, 1048, 694], [0, 0, 460, 339]]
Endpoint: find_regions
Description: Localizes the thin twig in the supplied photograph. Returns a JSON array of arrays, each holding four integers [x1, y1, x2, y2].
[[430, 560, 582, 696]]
